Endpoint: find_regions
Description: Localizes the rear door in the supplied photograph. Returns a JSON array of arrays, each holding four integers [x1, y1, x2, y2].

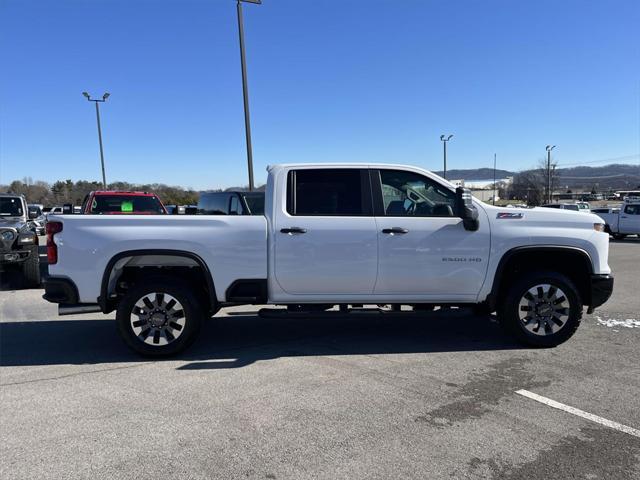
[[619, 203, 640, 233], [372, 168, 490, 297], [273, 168, 378, 295]]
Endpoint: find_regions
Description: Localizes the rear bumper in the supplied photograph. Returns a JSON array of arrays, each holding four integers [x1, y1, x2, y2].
[[42, 275, 79, 304], [588, 274, 614, 312]]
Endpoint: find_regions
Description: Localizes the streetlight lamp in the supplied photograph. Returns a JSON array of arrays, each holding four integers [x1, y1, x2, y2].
[[440, 134, 453, 179], [83, 92, 110, 188], [236, 0, 261, 191], [546, 145, 556, 204]]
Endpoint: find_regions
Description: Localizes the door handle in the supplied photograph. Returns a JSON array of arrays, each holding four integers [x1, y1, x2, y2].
[[280, 227, 307, 234], [382, 227, 409, 234]]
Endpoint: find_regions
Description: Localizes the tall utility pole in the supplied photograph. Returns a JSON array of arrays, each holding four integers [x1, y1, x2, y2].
[[493, 153, 497, 205], [82, 92, 110, 188], [440, 134, 453, 179], [236, 0, 261, 191], [546, 145, 556, 203]]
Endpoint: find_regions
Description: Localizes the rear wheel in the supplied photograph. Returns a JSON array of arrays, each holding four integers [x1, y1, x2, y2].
[[22, 247, 40, 288], [498, 271, 582, 347], [116, 278, 204, 356]]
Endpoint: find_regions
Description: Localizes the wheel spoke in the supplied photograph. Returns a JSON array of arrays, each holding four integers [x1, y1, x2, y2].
[[153, 330, 160, 344], [165, 299, 177, 311], [553, 296, 566, 305], [172, 310, 184, 320], [143, 297, 154, 310], [547, 286, 557, 300], [132, 319, 147, 328], [169, 321, 183, 331], [155, 293, 165, 307], [536, 286, 544, 299]]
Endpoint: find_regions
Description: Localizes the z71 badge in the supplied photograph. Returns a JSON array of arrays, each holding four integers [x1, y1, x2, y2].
[[497, 212, 524, 219]]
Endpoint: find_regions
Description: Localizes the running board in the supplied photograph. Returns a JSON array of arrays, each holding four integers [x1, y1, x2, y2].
[[58, 304, 102, 316]]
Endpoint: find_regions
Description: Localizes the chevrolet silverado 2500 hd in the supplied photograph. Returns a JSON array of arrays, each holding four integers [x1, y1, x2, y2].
[[43, 164, 614, 356]]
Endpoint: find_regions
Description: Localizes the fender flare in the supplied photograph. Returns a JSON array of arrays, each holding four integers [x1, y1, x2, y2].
[[486, 245, 593, 310], [99, 249, 217, 313]]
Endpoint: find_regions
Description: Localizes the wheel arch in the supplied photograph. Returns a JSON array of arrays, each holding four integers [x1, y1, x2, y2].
[[487, 246, 593, 311], [99, 249, 218, 314]]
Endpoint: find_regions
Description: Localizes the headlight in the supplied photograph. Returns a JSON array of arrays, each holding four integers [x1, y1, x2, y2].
[[594, 223, 605, 232], [18, 232, 37, 244], [1, 231, 15, 241]]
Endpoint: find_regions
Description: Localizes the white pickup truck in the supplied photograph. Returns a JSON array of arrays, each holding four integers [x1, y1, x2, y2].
[[592, 197, 640, 240], [43, 163, 614, 356]]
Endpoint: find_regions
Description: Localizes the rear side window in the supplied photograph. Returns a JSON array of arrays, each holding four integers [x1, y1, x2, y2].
[[287, 169, 369, 216], [198, 193, 231, 215], [90, 195, 165, 214]]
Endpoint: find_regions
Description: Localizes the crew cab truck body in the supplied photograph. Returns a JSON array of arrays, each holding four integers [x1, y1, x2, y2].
[[593, 197, 640, 240], [43, 163, 614, 356]]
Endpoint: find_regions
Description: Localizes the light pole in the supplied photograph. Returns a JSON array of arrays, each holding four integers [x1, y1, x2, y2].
[[236, 0, 261, 191], [493, 153, 497, 205], [83, 92, 110, 188], [546, 145, 556, 203], [440, 134, 453, 179]]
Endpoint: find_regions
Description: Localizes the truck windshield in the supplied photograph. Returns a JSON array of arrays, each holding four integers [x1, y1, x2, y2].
[[0, 198, 23, 216], [242, 193, 265, 215], [90, 195, 165, 214]]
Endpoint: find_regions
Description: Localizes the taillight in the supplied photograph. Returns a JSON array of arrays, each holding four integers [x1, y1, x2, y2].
[[46, 221, 63, 264]]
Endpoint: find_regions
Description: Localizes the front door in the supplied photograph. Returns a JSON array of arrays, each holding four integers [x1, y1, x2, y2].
[[619, 203, 640, 234], [273, 168, 378, 295], [372, 169, 490, 298]]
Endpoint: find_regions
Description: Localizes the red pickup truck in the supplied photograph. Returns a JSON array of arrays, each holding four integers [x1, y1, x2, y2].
[[80, 191, 167, 215]]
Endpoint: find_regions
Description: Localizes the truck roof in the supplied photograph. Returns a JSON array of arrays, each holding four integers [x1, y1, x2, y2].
[[92, 191, 157, 196]]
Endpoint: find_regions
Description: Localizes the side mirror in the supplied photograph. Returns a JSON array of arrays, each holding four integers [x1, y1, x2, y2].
[[455, 187, 479, 231], [62, 204, 73, 214]]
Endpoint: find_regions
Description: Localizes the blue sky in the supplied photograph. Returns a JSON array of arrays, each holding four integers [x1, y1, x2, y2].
[[1, 0, 639, 190]]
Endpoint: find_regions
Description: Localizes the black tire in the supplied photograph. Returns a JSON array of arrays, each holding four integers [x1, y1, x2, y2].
[[22, 246, 41, 288], [497, 271, 582, 347], [116, 277, 205, 357]]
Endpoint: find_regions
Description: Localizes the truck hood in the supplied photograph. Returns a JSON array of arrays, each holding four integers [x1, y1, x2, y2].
[[0, 217, 28, 230], [483, 204, 603, 230]]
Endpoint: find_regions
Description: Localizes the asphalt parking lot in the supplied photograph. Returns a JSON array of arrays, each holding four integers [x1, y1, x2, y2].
[[1, 240, 639, 479]]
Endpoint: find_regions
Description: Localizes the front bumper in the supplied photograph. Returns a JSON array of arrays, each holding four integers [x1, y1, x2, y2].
[[0, 250, 31, 265], [588, 274, 614, 313]]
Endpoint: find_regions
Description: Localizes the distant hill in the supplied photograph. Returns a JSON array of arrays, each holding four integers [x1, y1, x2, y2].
[[434, 168, 514, 180], [435, 164, 640, 190]]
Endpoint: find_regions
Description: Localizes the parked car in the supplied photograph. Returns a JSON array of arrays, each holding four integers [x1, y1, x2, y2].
[[198, 191, 265, 215], [44, 206, 64, 216], [43, 163, 613, 356], [27, 204, 46, 235], [80, 191, 167, 215], [0, 194, 40, 286], [541, 202, 590, 213], [593, 197, 640, 240]]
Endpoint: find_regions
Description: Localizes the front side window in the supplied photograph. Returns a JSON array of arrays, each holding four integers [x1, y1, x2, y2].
[[379, 170, 456, 217], [287, 169, 367, 216]]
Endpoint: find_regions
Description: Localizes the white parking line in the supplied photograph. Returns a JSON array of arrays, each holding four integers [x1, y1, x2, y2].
[[515, 389, 640, 438]]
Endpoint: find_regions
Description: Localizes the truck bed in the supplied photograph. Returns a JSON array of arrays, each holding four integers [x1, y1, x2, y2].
[[48, 214, 268, 304]]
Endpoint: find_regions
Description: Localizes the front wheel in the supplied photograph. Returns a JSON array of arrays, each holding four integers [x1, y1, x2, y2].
[[497, 271, 582, 347], [116, 278, 204, 357]]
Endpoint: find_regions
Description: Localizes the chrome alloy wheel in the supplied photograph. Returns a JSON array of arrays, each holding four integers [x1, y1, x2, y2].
[[130, 293, 186, 346], [518, 284, 570, 336]]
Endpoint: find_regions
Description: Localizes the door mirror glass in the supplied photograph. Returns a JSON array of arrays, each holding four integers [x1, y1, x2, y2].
[[455, 187, 479, 231]]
